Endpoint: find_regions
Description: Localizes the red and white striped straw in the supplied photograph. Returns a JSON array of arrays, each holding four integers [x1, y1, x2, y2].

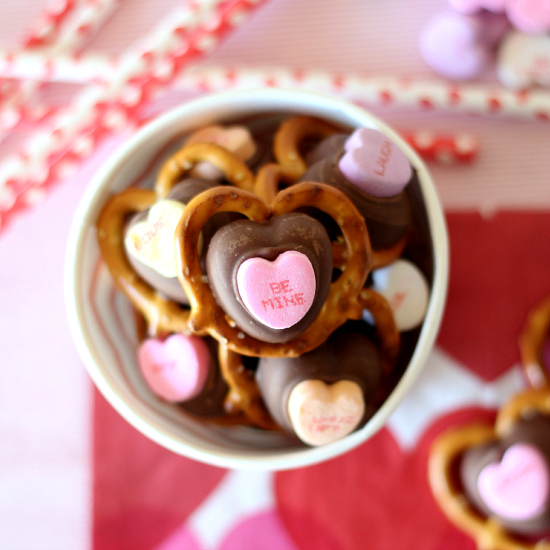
[[0, 0, 269, 234], [0, 0, 124, 132], [173, 66, 550, 121], [21, 0, 82, 49]]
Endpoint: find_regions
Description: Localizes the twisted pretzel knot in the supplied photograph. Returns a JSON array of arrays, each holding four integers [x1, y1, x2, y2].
[[176, 181, 387, 357], [429, 387, 550, 550], [218, 345, 279, 430], [97, 187, 192, 336], [273, 115, 341, 178], [155, 142, 255, 198], [97, 141, 258, 336]]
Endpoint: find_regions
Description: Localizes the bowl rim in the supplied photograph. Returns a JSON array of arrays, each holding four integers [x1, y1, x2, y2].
[[64, 87, 449, 470]]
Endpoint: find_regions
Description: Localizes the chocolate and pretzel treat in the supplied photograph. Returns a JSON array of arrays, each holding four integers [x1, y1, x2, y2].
[[97, 112, 435, 445], [205, 212, 333, 343], [429, 388, 550, 550], [460, 414, 550, 536], [256, 329, 383, 446], [299, 127, 414, 250], [138, 334, 228, 417], [124, 178, 237, 305]]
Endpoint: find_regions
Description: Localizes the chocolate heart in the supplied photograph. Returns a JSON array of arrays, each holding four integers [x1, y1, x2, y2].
[[124, 178, 237, 305], [138, 334, 228, 417], [256, 330, 382, 444], [299, 129, 413, 250], [460, 415, 550, 535], [205, 213, 332, 344]]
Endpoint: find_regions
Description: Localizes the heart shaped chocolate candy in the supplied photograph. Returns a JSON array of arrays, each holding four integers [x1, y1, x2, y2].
[[256, 330, 382, 446], [205, 213, 332, 344], [124, 178, 236, 305], [138, 334, 228, 417], [300, 128, 413, 250], [460, 415, 550, 535]]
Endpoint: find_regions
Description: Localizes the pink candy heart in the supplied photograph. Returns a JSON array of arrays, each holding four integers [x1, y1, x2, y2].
[[477, 443, 550, 520], [420, 12, 496, 81], [138, 334, 210, 402], [236, 251, 316, 330], [338, 128, 412, 198]]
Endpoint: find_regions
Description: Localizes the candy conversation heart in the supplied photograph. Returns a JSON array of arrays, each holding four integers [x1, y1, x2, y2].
[[138, 334, 210, 402], [368, 259, 430, 332], [125, 199, 186, 278], [477, 443, 550, 520], [497, 31, 550, 90], [458, 413, 550, 535], [287, 380, 365, 446], [256, 330, 382, 445], [206, 212, 332, 344], [237, 251, 316, 330], [124, 178, 235, 304], [339, 128, 412, 197]]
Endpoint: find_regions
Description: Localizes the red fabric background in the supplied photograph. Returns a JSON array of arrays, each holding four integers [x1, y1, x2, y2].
[[93, 211, 550, 549]]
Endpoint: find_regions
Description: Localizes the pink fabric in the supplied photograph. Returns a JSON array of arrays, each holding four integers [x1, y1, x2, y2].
[[1, 1, 550, 549]]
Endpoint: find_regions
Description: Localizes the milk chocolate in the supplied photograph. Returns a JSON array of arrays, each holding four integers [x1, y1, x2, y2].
[[300, 136, 413, 250], [178, 337, 229, 418], [460, 414, 550, 536], [205, 213, 332, 343], [256, 330, 382, 442]]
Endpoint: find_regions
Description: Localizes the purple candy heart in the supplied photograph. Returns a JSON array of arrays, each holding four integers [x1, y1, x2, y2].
[[419, 12, 489, 80], [338, 128, 412, 198]]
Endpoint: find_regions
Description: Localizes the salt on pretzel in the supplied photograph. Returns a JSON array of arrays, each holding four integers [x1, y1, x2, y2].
[[176, 182, 400, 364], [97, 187, 193, 336], [428, 387, 550, 550], [255, 162, 409, 270], [155, 141, 255, 198], [218, 344, 279, 430], [518, 295, 550, 389], [273, 115, 341, 178]]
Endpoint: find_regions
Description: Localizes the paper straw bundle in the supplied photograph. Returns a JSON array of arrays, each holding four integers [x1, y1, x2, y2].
[[0, 0, 269, 233]]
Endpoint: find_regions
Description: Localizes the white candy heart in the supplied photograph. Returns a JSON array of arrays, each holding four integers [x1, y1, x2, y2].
[[287, 380, 365, 446], [124, 199, 186, 278], [497, 31, 550, 90], [369, 259, 430, 332]]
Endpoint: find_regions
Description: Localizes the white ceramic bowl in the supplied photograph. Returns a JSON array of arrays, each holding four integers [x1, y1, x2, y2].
[[65, 88, 449, 470]]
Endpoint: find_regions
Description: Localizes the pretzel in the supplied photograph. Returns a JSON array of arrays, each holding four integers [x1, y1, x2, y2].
[[97, 187, 192, 336], [175, 181, 386, 357], [255, 161, 410, 270], [357, 288, 401, 375], [428, 387, 550, 550], [155, 141, 255, 198], [218, 344, 280, 430], [519, 295, 550, 389], [273, 115, 341, 178]]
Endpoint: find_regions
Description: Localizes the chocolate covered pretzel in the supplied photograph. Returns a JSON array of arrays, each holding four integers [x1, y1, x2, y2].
[[429, 388, 550, 549]]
